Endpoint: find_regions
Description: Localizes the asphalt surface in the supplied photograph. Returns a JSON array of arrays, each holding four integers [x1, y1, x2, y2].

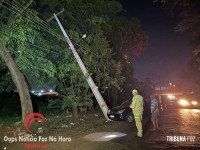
[[2, 108, 200, 150], [145, 108, 200, 149], [95, 108, 200, 150]]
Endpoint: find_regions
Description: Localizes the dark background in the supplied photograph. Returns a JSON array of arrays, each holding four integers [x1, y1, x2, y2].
[[120, 0, 193, 89]]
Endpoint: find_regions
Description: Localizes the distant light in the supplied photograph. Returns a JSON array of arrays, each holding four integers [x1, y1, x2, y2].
[[49, 89, 53, 92], [31, 90, 35, 93], [41, 90, 44, 93], [179, 99, 189, 106], [38, 93, 42, 96], [192, 101, 197, 105], [82, 34, 87, 39], [168, 94, 174, 100]]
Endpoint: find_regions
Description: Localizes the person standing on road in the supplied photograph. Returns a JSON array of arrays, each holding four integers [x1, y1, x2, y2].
[[130, 89, 144, 138], [150, 95, 159, 131]]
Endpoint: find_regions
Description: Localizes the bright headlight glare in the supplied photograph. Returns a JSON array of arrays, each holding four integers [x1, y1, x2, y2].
[[192, 101, 197, 105], [179, 99, 189, 106], [168, 95, 175, 100]]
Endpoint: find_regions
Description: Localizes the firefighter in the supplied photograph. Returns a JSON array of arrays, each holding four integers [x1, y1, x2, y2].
[[130, 89, 144, 137]]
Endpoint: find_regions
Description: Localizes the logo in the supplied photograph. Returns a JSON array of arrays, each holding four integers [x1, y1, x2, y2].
[[24, 113, 46, 133]]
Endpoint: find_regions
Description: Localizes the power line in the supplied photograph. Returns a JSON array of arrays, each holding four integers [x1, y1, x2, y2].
[[2, 0, 85, 47], [5, 0, 63, 37], [2, 1, 65, 41], [11, 0, 62, 37], [2, 2, 64, 42], [1, 3, 59, 42], [1, 1, 87, 55]]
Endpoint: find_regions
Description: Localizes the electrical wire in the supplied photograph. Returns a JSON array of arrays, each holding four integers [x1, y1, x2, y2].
[[1, 1, 87, 55], [5, 0, 80, 45], [1, 4, 64, 42], [2, 0, 65, 42], [12, 0, 60, 35]]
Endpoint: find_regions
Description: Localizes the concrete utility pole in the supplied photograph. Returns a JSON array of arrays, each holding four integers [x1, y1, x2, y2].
[[53, 13, 110, 121]]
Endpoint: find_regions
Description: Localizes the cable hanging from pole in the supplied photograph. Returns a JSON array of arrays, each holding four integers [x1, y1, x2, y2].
[[11, 0, 62, 36], [2, 0, 83, 50], [3, 0, 65, 41]]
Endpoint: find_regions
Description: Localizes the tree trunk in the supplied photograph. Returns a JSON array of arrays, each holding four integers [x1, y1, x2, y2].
[[0, 46, 33, 121], [72, 104, 78, 119]]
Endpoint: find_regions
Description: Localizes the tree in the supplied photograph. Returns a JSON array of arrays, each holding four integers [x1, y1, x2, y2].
[[0, 0, 35, 121], [105, 16, 148, 105], [22, 0, 148, 116], [38, 0, 126, 114], [0, 0, 56, 121], [155, 0, 200, 94], [0, 59, 14, 92], [155, 0, 200, 69], [109, 16, 148, 58]]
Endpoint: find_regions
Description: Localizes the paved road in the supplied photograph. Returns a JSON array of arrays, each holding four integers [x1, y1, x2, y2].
[[84, 108, 200, 150], [144, 108, 200, 149]]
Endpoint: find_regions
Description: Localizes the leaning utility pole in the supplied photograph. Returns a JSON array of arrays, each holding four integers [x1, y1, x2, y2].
[[53, 13, 110, 120]]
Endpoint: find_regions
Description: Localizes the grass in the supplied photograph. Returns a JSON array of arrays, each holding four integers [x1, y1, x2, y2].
[[0, 113, 21, 126], [0, 111, 115, 135]]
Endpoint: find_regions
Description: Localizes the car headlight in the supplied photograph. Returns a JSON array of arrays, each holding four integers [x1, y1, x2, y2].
[[191, 101, 198, 105], [117, 109, 125, 114], [168, 95, 176, 100], [179, 99, 189, 106]]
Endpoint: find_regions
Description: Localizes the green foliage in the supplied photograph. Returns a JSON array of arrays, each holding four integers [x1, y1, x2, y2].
[[0, 0, 148, 112], [0, 2, 57, 91], [101, 16, 148, 104], [47, 99, 63, 109], [39, 0, 126, 112], [0, 113, 21, 126], [0, 60, 14, 92], [108, 16, 148, 59]]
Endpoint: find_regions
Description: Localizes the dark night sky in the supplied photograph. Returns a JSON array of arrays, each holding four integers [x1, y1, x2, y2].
[[120, 0, 193, 85]]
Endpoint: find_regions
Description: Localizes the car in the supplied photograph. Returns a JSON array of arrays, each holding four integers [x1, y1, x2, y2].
[[165, 93, 200, 108], [177, 94, 200, 108], [107, 100, 134, 123], [107, 100, 150, 123]]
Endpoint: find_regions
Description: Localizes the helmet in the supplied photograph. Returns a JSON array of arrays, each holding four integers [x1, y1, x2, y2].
[[132, 89, 138, 94]]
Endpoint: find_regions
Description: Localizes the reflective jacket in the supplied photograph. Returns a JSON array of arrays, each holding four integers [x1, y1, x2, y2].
[[131, 95, 144, 114]]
